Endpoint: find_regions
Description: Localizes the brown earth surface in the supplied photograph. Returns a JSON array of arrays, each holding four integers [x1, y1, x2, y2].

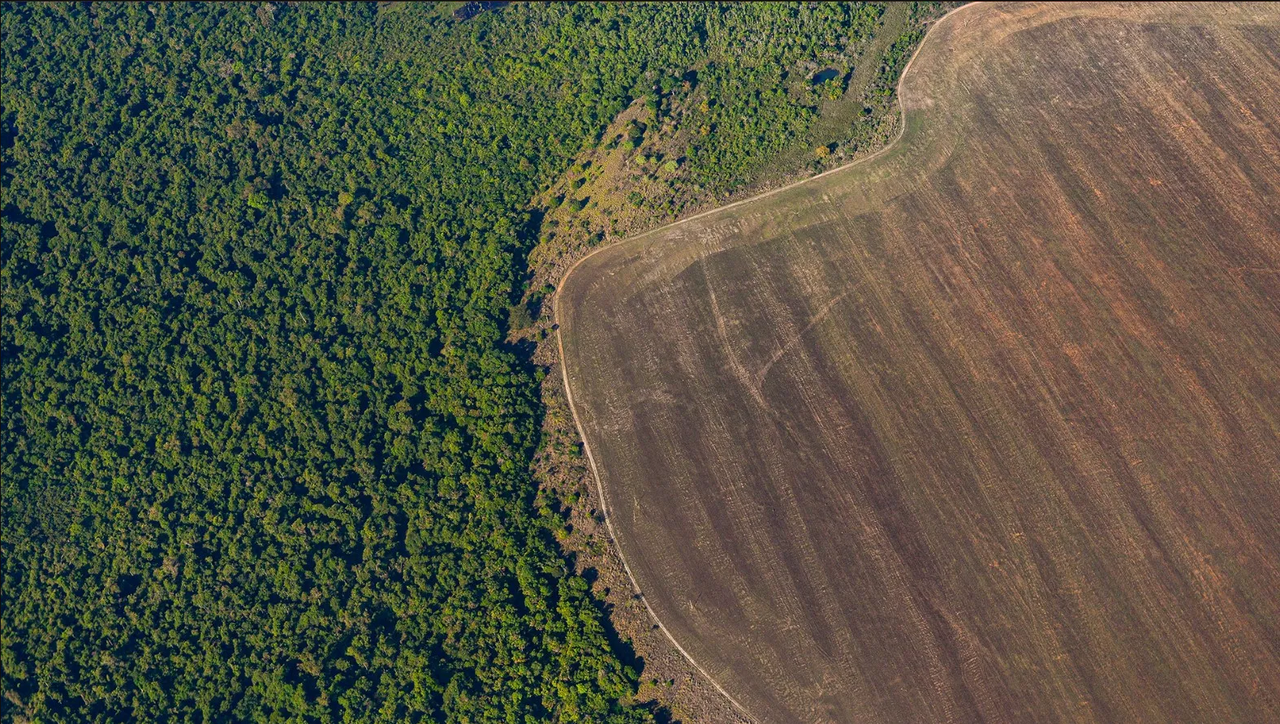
[[557, 3, 1280, 722]]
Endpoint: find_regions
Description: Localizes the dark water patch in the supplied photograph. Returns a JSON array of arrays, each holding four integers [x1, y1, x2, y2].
[[812, 67, 842, 84]]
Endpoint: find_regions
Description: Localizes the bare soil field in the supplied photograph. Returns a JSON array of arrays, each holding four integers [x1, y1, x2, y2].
[[557, 3, 1280, 722]]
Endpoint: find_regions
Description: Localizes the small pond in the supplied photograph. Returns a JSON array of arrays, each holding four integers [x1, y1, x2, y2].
[[812, 67, 842, 84]]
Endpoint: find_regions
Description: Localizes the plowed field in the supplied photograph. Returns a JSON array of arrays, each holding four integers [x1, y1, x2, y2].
[[558, 3, 1280, 722]]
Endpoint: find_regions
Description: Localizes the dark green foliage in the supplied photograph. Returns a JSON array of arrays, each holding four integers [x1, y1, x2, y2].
[[625, 120, 647, 143], [0, 3, 663, 721], [681, 3, 884, 189], [870, 28, 925, 99], [1, 2, 929, 722]]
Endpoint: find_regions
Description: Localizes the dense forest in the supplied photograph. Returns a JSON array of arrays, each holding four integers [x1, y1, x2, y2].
[[2, 3, 940, 721]]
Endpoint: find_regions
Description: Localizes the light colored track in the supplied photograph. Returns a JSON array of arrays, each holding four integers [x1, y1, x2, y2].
[[552, 4, 981, 720]]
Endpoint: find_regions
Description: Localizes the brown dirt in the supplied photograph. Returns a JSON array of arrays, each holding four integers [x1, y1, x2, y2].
[[557, 3, 1280, 722]]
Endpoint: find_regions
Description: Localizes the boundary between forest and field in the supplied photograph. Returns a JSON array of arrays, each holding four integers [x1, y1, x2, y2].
[[552, 4, 979, 720]]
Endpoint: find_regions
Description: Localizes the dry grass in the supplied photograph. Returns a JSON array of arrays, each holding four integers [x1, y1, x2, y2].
[[557, 3, 1280, 722]]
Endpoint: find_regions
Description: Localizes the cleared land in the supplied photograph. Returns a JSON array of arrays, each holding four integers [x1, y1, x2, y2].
[[558, 3, 1280, 722]]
